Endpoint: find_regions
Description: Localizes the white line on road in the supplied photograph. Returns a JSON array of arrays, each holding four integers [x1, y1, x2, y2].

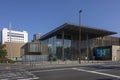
[[31, 68, 72, 73], [17, 77, 39, 80], [72, 68, 120, 79]]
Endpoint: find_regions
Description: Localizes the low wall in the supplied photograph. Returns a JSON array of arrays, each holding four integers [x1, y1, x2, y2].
[[22, 55, 48, 62]]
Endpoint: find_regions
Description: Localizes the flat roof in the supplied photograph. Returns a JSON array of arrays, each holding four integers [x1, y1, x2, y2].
[[40, 23, 117, 40]]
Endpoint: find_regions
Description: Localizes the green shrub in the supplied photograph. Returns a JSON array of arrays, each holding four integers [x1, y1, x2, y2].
[[48, 54, 57, 61], [0, 58, 14, 63]]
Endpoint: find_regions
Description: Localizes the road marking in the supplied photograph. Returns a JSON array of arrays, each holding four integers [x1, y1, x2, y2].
[[17, 77, 39, 80], [31, 68, 72, 73], [72, 68, 120, 79]]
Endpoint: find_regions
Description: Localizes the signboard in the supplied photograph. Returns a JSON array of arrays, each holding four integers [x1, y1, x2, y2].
[[94, 46, 112, 60]]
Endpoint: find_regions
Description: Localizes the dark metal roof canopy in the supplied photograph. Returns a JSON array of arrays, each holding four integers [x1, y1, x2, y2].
[[40, 23, 117, 40]]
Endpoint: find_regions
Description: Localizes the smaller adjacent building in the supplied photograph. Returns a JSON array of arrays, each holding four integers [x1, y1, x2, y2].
[[94, 45, 120, 61], [1, 28, 28, 44], [0, 28, 28, 61], [32, 33, 42, 42], [5, 42, 25, 61], [91, 36, 120, 61], [21, 42, 48, 61]]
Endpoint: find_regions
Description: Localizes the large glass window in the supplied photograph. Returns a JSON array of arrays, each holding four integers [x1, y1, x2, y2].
[[29, 43, 40, 52], [42, 34, 72, 60], [56, 38, 62, 59], [64, 39, 71, 59], [42, 36, 57, 58], [56, 34, 72, 60]]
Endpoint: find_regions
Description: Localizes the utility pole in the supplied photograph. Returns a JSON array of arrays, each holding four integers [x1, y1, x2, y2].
[[9, 22, 12, 60]]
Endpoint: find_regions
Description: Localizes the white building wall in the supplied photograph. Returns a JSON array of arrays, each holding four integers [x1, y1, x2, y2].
[[2, 28, 8, 44], [23, 31, 28, 43], [1, 28, 28, 44]]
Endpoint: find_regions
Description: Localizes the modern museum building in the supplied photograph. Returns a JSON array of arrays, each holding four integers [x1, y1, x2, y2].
[[22, 23, 120, 61]]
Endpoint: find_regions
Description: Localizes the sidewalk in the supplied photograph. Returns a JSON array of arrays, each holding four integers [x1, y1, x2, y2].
[[23, 60, 115, 70], [0, 60, 118, 70]]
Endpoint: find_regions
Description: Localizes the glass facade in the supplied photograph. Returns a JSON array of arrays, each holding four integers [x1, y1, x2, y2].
[[56, 34, 71, 59], [21, 42, 48, 55], [42, 34, 72, 60], [29, 43, 41, 52], [41, 34, 109, 60], [41, 33, 119, 61], [41, 34, 120, 60], [42, 36, 57, 58]]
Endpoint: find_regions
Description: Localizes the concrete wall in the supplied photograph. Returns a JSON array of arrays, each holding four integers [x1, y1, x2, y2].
[[5, 42, 25, 58], [22, 55, 48, 62], [21, 42, 48, 55], [112, 45, 120, 61]]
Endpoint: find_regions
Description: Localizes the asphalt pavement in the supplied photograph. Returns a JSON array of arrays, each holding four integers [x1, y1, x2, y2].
[[0, 62, 120, 80], [30, 63, 120, 80]]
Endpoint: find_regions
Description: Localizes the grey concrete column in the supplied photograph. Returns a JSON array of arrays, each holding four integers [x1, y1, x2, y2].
[[79, 28, 81, 63], [71, 35, 73, 60], [62, 31, 64, 60], [101, 37, 103, 46], [86, 34, 89, 60]]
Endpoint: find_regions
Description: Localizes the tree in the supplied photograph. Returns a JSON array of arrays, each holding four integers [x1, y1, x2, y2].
[[0, 44, 7, 58]]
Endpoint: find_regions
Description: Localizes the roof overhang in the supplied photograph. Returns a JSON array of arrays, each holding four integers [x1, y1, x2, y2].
[[40, 23, 117, 40]]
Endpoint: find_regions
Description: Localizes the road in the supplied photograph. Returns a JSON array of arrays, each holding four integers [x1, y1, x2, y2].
[[0, 63, 120, 80], [30, 63, 120, 80]]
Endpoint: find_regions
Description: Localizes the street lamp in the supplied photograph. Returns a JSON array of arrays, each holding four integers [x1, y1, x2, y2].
[[79, 10, 82, 25], [78, 10, 82, 64]]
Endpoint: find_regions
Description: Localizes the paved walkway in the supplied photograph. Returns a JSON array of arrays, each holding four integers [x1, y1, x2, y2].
[[24, 60, 116, 70]]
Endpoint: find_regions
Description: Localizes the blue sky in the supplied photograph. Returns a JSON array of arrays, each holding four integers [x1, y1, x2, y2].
[[0, 0, 120, 41]]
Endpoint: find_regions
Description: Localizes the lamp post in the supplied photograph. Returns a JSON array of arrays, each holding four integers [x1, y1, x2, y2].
[[78, 10, 82, 64], [79, 10, 82, 25]]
